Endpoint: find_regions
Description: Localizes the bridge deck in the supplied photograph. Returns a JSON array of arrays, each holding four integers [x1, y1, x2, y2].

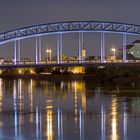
[[0, 61, 140, 69]]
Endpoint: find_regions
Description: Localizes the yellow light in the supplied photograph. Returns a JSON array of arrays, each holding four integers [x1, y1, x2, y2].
[[18, 69, 22, 74], [0, 70, 2, 74], [111, 97, 118, 140], [72, 67, 85, 74], [30, 69, 35, 74], [46, 107, 53, 140]]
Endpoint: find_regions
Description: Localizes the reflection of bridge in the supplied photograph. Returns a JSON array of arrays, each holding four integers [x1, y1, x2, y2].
[[1, 21, 140, 67]]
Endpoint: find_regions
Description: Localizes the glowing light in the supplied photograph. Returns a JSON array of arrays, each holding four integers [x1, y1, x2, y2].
[[18, 69, 22, 74], [46, 49, 52, 62], [111, 97, 118, 140], [36, 107, 39, 138], [46, 100, 53, 140], [0, 70, 2, 74], [46, 108, 53, 140], [71, 67, 85, 74], [30, 69, 35, 74], [111, 48, 116, 60]]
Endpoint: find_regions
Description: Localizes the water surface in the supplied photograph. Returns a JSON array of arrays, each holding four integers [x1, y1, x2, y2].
[[0, 78, 140, 140]]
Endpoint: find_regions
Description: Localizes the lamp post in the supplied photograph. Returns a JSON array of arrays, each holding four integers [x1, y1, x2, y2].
[[46, 49, 52, 62], [111, 48, 116, 60]]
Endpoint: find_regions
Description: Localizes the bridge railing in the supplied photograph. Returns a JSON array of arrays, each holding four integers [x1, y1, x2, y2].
[[1, 59, 140, 66]]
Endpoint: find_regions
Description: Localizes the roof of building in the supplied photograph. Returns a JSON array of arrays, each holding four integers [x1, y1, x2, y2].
[[126, 44, 134, 49], [119, 44, 133, 50], [133, 40, 140, 44]]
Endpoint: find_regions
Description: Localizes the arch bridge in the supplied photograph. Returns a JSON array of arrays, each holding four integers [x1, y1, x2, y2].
[[0, 20, 140, 66]]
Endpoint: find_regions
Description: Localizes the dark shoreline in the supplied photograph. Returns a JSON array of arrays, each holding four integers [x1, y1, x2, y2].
[[0, 74, 85, 81], [0, 74, 140, 84]]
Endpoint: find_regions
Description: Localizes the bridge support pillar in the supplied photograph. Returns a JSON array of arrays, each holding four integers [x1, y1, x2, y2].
[[79, 32, 83, 63], [14, 40, 20, 65], [14, 41, 17, 65], [101, 32, 105, 62], [36, 36, 41, 64], [57, 34, 63, 64], [123, 34, 126, 62], [39, 36, 42, 62], [17, 40, 20, 63]]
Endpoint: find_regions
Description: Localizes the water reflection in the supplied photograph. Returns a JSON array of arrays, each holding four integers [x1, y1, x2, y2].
[[111, 96, 118, 140], [101, 105, 105, 140], [0, 79, 3, 129], [57, 109, 63, 140], [0, 79, 139, 139], [46, 100, 53, 140], [123, 98, 128, 140], [29, 79, 34, 123]]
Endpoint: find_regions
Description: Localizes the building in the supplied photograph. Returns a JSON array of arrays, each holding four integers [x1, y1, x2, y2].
[[128, 40, 140, 59]]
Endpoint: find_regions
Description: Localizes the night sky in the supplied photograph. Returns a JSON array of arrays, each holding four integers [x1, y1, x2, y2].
[[0, 0, 140, 59]]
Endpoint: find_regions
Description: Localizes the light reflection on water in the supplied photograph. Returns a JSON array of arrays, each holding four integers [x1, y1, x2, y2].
[[111, 97, 118, 140], [0, 79, 140, 139]]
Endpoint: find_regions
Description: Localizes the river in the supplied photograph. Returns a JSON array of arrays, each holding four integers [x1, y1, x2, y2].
[[0, 78, 139, 140]]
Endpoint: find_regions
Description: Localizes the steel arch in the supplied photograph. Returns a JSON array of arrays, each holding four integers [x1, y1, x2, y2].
[[0, 21, 140, 45]]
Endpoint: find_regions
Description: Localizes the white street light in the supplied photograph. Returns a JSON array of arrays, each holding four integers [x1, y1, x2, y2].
[[111, 48, 116, 60], [46, 49, 52, 62]]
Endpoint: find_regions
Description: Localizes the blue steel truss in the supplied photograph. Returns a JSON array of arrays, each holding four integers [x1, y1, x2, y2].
[[0, 21, 140, 45]]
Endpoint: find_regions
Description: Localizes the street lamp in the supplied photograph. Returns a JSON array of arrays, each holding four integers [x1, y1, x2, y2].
[[46, 49, 52, 62], [111, 48, 116, 60]]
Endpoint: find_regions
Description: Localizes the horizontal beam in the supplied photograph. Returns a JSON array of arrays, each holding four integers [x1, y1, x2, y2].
[[0, 61, 140, 69]]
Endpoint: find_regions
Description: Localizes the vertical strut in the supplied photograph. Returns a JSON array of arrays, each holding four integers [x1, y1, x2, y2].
[[36, 37, 39, 64], [57, 34, 60, 64], [101, 32, 105, 62], [123, 34, 126, 62], [14, 41, 17, 65], [59, 34, 63, 63], [18, 40, 20, 63], [79, 32, 83, 63], [38, 36, 41, 62], [57, 34, 63, 64]]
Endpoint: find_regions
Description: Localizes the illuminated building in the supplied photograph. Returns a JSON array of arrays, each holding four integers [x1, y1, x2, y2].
[[127, 40, 140, 58], [68, 67, 85, 74]]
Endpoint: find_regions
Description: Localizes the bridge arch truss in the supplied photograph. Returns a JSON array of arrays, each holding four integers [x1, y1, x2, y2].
[[0, 21, 140, 64]]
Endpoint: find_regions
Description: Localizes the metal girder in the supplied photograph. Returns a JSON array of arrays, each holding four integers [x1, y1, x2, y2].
[[0, 21, 140, 45]]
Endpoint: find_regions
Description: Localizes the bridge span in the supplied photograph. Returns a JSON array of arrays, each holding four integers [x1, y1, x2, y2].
[[0, 21, 140, 66]]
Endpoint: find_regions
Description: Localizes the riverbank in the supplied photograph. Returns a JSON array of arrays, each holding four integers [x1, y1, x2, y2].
[[1, 73, 140, 84]]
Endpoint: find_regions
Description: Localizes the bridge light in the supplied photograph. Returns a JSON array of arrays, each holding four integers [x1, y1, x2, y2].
[[46, 49, 52, 62], [18, 69, 22, 74], [111, 48, 116, 60], [30, 69, 35, 74]]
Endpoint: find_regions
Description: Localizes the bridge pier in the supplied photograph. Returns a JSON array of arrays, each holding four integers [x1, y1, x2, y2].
[[79, 32, 83, 63], [14, 41, 17, 65], [123, 34, 127, 62], [17, 40, 20, 63], [38, 36, 42, 62], [101, 32, 105, 62], [36, 36, 42, 64], [14, 40, 20, 65], [57, 34, 63, 64]]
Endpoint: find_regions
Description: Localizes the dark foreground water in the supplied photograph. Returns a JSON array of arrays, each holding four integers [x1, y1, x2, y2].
[[0, 78, 140, 140]]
